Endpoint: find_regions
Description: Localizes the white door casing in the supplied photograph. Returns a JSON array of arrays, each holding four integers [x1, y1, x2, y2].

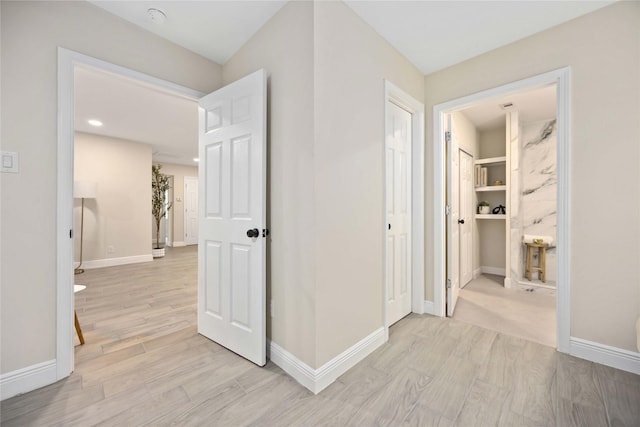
[[446, 115, 460, 316], [432, 68, 570, 352], [197, 69, 267, 366], [386, 101, 412, 326], [459, 150, 473, 288], [184, 176, 198, 245]]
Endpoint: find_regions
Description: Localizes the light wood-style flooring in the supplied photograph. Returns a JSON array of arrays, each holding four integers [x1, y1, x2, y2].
[[2, 247, 639, 426]]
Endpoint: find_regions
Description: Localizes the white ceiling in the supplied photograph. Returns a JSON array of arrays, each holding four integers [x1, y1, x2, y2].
[[88, 1, 288, 65], [89, 0, 615, 74], [78, 0, 613, 164], [461, 84, 557, 131], [344, 1, 615, 75], [75, 66, 199, 166]]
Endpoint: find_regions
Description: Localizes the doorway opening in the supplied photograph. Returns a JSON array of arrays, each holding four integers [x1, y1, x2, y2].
[[57, 48, 204, 379], [433, 68, 571, 352], [446, 84, 558, 347]]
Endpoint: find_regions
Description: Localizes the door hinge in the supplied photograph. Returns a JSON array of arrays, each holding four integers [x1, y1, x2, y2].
[[69, 229, 73, 239], [445, 205, 451, 215], [445, 131, 451, 143], [446, 279, 452, 289]]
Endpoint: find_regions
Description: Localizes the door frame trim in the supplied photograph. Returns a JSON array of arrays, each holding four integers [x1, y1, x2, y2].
[[183, 175, 198, 245], [56, 48, 204, 379], [383, 81, 425, 331], [432, 67, 571, 353]]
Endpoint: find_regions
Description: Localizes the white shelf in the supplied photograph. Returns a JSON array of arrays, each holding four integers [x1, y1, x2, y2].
[[475, 214, 506, 220], [475, 156, 506, 166], [475, 185, 506, 192]]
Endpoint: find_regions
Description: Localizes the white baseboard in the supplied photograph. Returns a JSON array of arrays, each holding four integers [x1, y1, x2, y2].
[[473, 268, 482, 279], [481, 266, 506, 276], [1, 360, 57, 401], [570, 337, 640, 375], [503, 277, 512, 288], [269, 327, 386, 394], [80, 254, 153, 270], [171, 241, 186, 247], [423, 300, 436, 316]]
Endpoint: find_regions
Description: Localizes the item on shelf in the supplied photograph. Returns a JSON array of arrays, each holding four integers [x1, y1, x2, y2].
[[480, 168, 488, 187], [478, 201, 490, 214], [493, 180, 503, 186], [492, 205, 506, 214], [474, 165, 481, 187]]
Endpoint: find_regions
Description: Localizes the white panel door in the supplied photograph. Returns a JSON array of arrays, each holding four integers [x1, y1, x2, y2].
[[459, 150, 473, 288], [184, 176, 198, 245], [386, 101, 412, 326], [197, 69, 266, 366], [446, 116, 460, 316]]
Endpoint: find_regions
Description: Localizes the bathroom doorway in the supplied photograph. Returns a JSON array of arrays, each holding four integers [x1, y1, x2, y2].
[[434, 69, 570, 350]]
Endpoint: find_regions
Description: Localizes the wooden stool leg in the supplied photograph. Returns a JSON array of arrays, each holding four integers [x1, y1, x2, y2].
[[525, 245, 533, 281], [540, 246, 546, 283], [74, 310, 85, 345]]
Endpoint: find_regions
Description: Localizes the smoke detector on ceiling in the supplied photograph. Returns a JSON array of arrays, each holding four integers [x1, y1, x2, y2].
[[147, 8, 167, 25]]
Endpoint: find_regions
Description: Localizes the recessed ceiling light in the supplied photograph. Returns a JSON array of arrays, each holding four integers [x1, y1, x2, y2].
[[193, 158, 199, 162], [88, 119, 103, 127], [147, 8, 167, 25]]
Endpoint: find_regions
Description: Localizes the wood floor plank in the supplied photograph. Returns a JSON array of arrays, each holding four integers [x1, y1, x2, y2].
[[56, 384, 150, 427], [0, 375, 84, 422], [477, 333, 527, 388], [452, 325, 497, 366], [0, 384, 105, 427], [367, 332, 420, 375], [402, 403, 456, 427], [416, 355, 478, 420], [201, 374, 309, 426], [508, 342, 558, 425], [4, 246, 639, 427], [354, 367, 432, 425], [455, 378, 511, 426], [148, 380, 246, 426], [406, 334, 458, 377], [557, 353, 607, 410], [596, 372, 640, 427], [94, 386, 191, 427], [323, 364, 392, 408], [556, 396, 608, 427]]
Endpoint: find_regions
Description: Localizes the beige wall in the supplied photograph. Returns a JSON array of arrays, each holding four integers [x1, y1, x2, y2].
[[1, 0, 221, 374], [225, 0, 424, 368], [74, 133, 152, 263], [223, 1, 317, 366], [313, 0, 424, 366], [158, 163, 199, 246], [424, 1, 640, 351], [478, 126, 507, 271], [479, 127, 506, 159]]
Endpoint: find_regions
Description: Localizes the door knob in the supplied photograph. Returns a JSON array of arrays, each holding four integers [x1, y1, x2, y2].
[[458, 219, 465, 224], [246, 228, 259, 238]]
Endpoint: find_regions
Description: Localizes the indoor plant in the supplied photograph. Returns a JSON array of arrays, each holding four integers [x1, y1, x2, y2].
[[152, 164, 172, 257], [478, 200, 490, 214]]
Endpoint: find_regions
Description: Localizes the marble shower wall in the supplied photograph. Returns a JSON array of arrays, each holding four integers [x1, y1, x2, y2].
[[511, 119, 557, 284]]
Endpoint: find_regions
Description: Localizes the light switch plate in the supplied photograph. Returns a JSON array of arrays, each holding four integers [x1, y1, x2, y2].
[[1, 151, 19, 173]]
